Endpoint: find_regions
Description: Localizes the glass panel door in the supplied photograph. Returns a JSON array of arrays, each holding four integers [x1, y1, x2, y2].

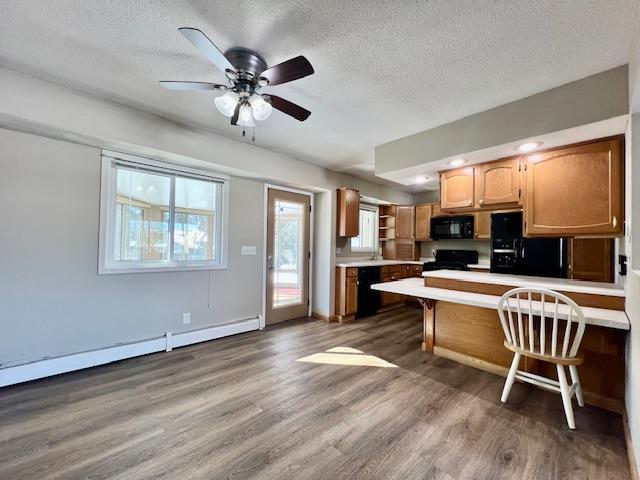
[[266, 189, 310, 325], [273, 199, 305, 307]]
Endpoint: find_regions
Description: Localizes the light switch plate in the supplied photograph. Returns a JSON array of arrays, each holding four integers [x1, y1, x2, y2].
[[241, 245, 257, 255], [336, 247, 342, 255]]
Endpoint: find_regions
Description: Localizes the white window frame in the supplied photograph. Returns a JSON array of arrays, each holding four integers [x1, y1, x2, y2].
[[350, 204, 379, 253], [98, 150, 230, 274]]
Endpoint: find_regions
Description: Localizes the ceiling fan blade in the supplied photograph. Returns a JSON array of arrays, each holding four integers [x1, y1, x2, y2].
[[268, 95, 311, 121], [230, 102, 241, 125], [260, 56, 314, 86], [178, 27, 234, 73], [159, 81, 227, 91]]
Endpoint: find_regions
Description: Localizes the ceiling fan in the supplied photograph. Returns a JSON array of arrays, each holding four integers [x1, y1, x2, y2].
[[160, 28, 314, 139]]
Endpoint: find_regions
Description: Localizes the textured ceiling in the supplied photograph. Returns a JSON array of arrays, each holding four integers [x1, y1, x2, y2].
[[0, 0, 638, 190]]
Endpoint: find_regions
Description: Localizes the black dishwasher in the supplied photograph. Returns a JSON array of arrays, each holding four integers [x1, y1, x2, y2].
[[357, 266, 381, 318]]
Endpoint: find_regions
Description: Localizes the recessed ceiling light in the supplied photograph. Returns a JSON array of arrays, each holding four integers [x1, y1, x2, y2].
[[448, 158, 467, 167], [518, 141, 542, 152], [413, 176, 429, 184]]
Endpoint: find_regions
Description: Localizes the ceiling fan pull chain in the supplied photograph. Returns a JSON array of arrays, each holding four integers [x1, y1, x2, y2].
[[242, 128, 246, 137], [252, 126, 255, 142]]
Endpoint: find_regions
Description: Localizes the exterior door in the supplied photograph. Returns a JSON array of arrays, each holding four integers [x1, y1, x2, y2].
[[266, 188, 311, 325]]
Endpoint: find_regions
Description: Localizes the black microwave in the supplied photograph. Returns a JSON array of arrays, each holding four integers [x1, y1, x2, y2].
[[430, 215, 474, 240]]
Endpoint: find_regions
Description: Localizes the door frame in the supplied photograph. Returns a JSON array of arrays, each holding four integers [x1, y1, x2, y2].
[[261, 184, 314, 329]]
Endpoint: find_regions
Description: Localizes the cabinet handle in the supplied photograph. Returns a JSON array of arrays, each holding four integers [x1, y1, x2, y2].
[[479, 199, 484, 205], [468, 200, 472, 206], [612, 216, 618, 228]]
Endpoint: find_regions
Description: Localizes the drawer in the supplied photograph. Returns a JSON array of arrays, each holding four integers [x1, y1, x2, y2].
[[346, 267, 358, 277], [381, 265, 402, 274]]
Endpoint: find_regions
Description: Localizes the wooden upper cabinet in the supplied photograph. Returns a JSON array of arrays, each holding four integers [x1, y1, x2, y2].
[[474, 210, 492, 239], [337, 188, 360, 237], [475, 158, 521, 208], [440, 167, 475, 210], [524, 137, 624, 236], [415, 204, 432, 240], [568, 238, 614, 283], [395, 205, 415, 239]]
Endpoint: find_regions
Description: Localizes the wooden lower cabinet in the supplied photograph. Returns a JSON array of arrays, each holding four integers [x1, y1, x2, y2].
[[431, 301, 625, 413], [336, 264, 424, 319], [335, 267, 358, 322], [380, 265, 402, 306]]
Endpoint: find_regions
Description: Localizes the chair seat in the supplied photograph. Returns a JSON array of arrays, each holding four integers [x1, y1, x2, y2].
[[503, 340, 584, 366]]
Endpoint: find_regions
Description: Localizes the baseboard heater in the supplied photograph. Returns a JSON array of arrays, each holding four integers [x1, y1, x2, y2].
[[0, 316, 261, 388]]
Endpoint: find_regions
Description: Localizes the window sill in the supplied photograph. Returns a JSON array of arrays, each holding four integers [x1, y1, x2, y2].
[[98, 262, 227, 275]]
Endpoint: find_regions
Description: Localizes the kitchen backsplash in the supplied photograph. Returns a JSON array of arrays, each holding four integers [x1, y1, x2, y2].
[[419, 239, 491, 262]]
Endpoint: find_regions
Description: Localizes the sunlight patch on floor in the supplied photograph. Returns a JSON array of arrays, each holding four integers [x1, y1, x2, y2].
[[296, 347, 397, 368]]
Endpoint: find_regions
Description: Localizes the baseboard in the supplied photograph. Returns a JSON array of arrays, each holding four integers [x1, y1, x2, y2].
[[312, 311, 338, 322], [0, 317, 260, 388], [625, 409, 640, 480]]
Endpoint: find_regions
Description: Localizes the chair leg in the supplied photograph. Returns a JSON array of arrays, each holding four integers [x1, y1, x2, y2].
[[557, 364, 576, 429], [501, 352, 521, 403], [568, 365, 584, 407]]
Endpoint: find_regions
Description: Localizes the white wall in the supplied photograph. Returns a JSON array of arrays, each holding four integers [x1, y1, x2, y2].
[[625, 10, 640, 469], [0, 128, 264, 365], [625, 111, 640, 474], [376, 66, 629, 175]]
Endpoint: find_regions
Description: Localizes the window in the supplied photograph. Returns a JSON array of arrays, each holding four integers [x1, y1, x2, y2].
[[99, 151, 229, 273], [351, 205, 378, 252]]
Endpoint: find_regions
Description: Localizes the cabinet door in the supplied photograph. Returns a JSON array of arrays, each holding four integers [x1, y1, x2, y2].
[[524, 138, 624, 236], [345, 275, 358, 314], [337, 188, 360, 237], [415, 204, 432, 240], [411, 265, 423, 277], [395, 206, 415, 239], [431, 202, 447, 217], [440, 167, 475, 210], [395, 239, 416, 260], [380, 273, 401, 305], [568, 238, 614, 283], [474, 211, 492, 239], [475, 158, 521, 207]]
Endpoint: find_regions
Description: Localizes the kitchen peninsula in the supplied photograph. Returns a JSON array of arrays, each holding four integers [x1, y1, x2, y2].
[[372, 270, 629, 413]]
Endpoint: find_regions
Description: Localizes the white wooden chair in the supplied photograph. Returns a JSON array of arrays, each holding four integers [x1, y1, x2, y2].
[[497, 287, 586, 429]]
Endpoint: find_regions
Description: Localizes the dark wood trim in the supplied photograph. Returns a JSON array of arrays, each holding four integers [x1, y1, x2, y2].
[[424, 276, 625, 311]]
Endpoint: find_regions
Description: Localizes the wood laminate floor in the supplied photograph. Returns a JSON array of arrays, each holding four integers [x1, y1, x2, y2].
[[0, 307, 631, 479]]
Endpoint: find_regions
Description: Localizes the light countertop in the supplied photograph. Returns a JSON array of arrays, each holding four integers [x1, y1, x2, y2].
[[422, 269, 625, 298], [371, 278, 629, 330], [335, 259, 428, 267], [467, 263, 490, 270]]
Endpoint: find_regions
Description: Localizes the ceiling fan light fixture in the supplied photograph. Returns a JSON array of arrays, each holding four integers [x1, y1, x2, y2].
[[249, 94, 272, 121], [237, 103, 255, 127], [214, 91, 239, 117]]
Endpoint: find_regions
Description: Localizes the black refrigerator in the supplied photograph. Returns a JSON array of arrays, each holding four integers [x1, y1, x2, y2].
[[490, 212, 567, 278]]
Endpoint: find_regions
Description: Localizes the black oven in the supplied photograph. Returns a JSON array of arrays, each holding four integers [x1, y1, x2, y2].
[[430, 215, 474, 240]]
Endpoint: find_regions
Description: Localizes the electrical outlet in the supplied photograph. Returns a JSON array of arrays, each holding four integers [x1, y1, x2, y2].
[[241, 245, 257, 255], [336, 247, 342, 255], [182, 312, 191, 325]]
